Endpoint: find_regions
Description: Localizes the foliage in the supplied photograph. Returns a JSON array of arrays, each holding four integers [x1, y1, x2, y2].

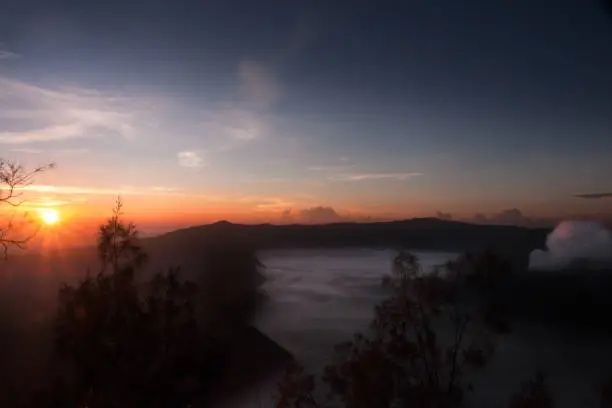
[[0, 158, 54, 258], [97, 196, 147, 272], [442, 247, 514, 334], [507, 372, 554, 408], [444, 247, 514, 296], [198, 238, 267, 335], [276, 363, 318, 408], [54, 199, 217, 408], [275, 250, 503, 408]]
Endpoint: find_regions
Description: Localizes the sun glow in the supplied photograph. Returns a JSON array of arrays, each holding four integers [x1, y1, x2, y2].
[[40, 208, 61, 225]]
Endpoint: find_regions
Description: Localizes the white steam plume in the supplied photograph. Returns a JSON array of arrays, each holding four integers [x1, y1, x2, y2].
[[529, 221, 612, 270]]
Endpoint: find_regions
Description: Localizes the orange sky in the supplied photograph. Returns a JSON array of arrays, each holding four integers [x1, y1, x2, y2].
[[13, 181, 610, 250], [2, 0, 612, 251]]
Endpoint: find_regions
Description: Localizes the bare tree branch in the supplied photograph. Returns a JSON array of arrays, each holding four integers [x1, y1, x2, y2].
[[0, 158, 55, 259]]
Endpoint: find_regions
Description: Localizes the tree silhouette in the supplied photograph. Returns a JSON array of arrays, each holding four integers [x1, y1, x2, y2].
[[97, 196, 147, 273], [275, 250, 502, 408], [54, 199, 217, 408], [443, 247, 514, 334], [507, 372, 554, 408], [0, 158, 54, 258], [197, 237, 267, 338]]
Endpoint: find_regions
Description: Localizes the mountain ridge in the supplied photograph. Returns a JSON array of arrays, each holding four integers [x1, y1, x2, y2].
[[144, 218, 550, 272]]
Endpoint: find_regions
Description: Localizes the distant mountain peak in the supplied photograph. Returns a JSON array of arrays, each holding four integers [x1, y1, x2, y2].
[[212, 220, 233, 226]]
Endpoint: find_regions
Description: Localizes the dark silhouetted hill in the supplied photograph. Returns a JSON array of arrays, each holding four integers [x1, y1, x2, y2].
[[147, 217, 548, 251], [143, 218, 549, 273]]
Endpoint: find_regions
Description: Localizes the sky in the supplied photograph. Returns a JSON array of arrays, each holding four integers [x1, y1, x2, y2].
[[1, 0, 612, 236]]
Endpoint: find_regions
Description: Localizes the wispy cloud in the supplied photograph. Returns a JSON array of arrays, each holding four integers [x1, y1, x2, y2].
[[239, 60, 281, 109], [0, 123, 86, 143], [22, 185, 189, 197], [10, 147, 89, 155], [472, 208, 536, 227], [54, 148, 90, 155], [21, 199, 71, 209], [240, 177, 287, 184], [330, 172, 423, 181], [151, 186, 182, 193], [276, 206, 376, 225], [177, 151, 205, 168], [307, 164, 355, 172], [22, 185, 137, 196], [188, 60, 278, 153], [248, 197, 295, 211], [9, 147, 43, 154], [0, 45, 18, 60], [573, 192, 612, 199], [0, 77, 145, 144], [299, 206, 344, 224], [198, 108, 265, 151], [0, 50, 19, 60]]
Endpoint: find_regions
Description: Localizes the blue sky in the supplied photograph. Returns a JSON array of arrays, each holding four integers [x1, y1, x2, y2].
[[1, 0, 611, 228]]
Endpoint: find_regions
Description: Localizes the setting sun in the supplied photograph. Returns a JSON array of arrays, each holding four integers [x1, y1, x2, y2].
[[40, 209, 61, 225]]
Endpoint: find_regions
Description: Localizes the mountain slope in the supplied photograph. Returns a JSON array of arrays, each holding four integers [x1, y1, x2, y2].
[[143, 218, 549, 270]]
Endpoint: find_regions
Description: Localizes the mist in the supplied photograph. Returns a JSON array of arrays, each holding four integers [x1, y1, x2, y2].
[[529, 220, 612, 270]]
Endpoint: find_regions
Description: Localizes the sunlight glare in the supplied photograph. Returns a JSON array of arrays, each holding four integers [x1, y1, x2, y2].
[[40, 208, 61, 225]]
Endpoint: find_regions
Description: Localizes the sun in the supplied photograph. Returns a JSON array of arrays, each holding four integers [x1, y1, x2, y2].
[[40, 209, 61, 225]]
